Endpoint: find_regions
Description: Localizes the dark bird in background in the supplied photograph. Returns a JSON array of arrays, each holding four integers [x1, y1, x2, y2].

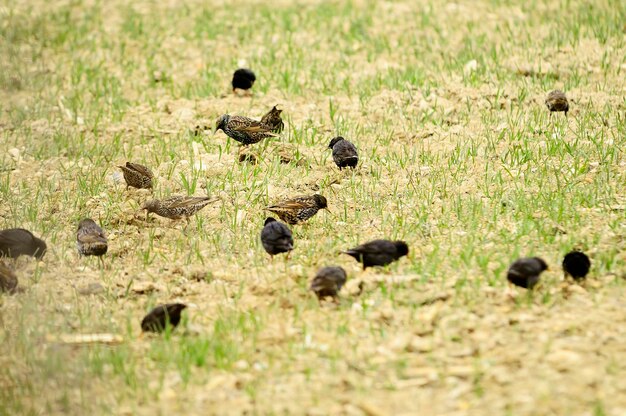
[[260, 217, 294, 260], [118, 162, 154, 190], [507, 257, 548, 289], [0, 228, 47, 259], [260, 105, 284, 133], [142, 195, 215, 222], [266, 194, 328, 225], [562, 251, 590, 281], [328, 137, 358, 170], [343, 239, 409, 270], [231, 68, 256, 93], [141, 303, 187, 333], [215, 115, 277, 146], [76, 219, 108, 266], [0, 261, 18, 294], [545, 90, 569, 116], [310, 266, 347, 300]]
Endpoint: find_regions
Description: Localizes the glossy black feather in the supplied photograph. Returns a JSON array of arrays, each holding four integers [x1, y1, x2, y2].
[[343, 239, 409, 270], [328, 137, 358, 170], [507, 257, 548, 289], [310, 266, 347, 299], [141, 303, 187, 333], [562, 251, 590, 280], [260, 217, 294, 257], [232, 68, 256, 91], [0, 228, 47, 259]]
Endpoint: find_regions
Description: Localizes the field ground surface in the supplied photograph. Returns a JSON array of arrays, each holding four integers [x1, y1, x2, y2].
[[1, 0, 626, 415]]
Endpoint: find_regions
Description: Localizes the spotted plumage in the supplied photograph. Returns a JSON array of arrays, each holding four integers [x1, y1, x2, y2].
[[77, 219, 108, 261], [260, 217, 294, 259], [215, 114, 277, 146], [118, 162, 154, 190], [343, 239, 409, 270], [507, 257, 548, 289], [141, 303, 187, 333], [328, 136, 358, 170], [0, 261, 18, 294], [310, 266, 347, 300], [142, 195, 215, 221], [562, 251, 590, 281], [545, 90, 569, 116], [266, 194, 328, 225], [260, 105, 284, 133], [232, 68, 256, 93], [0, 228, 47, 259]]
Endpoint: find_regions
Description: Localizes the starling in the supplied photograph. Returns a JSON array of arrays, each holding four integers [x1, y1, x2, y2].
[[0, 261, 18, 294], [215, 114, 277, 146], [342, 239, 409, 270], [142, 195, 215, 221], [562, 251, 590, 281], [260, 217, 294, 259], [231, 68, 256, 93], [0, 228, 47, 259], [310, 266, 347, 300], [506, 257, 548, 289], [260, 105, 284, 133], [266, 194, 328, 225], [118, 162, 154, 190], [141, 303, 187, 333], [328, 137, 358, 170], [76, 219, 108, 263], [545, 90, 569, 116]]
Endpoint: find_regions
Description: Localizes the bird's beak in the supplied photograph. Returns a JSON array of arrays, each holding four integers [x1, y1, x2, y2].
[[324, 207, 331, 213]]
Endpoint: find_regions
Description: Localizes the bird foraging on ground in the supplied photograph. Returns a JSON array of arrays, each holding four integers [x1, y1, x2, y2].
[[260, 217, 294, 260], [76, 219, 108, 266], [266, 194, 328, 225], [328, 137, 358, 170], [0, 228, 47, 259], [215, 115, 277, 146], [231, 68, 256, 94], [0, 261, 18, 294], [506, 257, 548, 289], [260, 105, 284, 133], [118, 162, 154, 190], [141, 303, 187, 333], [343, 239, 409, 270], [142, 195, 215, 222], [562, 251, 590, 281], [545, 90, 569, 116], [310, 266, 347, 300]]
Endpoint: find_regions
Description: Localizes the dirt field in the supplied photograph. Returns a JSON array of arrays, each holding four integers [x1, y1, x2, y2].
[[1, 0, 626, 414]]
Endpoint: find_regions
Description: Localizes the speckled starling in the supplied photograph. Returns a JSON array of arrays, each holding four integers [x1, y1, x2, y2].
[[562, 251, 590, 281], [328, 136, 358, 170], [0, 228, 47, 259], [142, 195, 215, 221], [118, 162, 154, 190], [310, 266, 347, 300], [141, 303, 187, 333], [506, 257, 548, 289], [77, 219, 108, 261], [343, 239, 409, 270], [545, 90, 569, 116], [266, 194, 328, 225], [260, 105, 284, 133], [215, 115, 277, 146], [0, 261, 18, 294], [260, 217, 294, 259], [232, 68, 256, 93]]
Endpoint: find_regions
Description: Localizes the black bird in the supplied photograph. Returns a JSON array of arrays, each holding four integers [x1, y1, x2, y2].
[[562, 251, 591, 281], [328, 137, 358, 170], [76, 219, 108, 265], [343, 239, 409, 270], [507, 257, 548, 289], [0, 228, 47, 259], [260, 217, 294, 260], [232, 68, 256, 93], [0, 261, 18, 294], [266, 194, 328, 225], [141, 303, 187, 333], [310, 266, 347, 300], [545, 90, 569, 116], [260, 105, 284, 133]]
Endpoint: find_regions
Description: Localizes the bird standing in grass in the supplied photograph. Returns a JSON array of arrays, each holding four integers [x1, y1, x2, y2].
[[118, 162, 154, 190], [231, 68, 256, 94], [0, 228, 47, 259], [343, 239, 409, 270], [76, 219, 108, 266], [0, 261, 18, 293], [545, 90, 569, 117], [141, 303, 187, 333], [266, 194, 328, 225], [215, 115, 277, 146], [142, 195, 215, 222], [506, 257, 548, 289], [310, 266, 347, 300], [260, 217, 294, 260], [260, 105, 284, 133], [562, 251, 590, 281], [328, 137, 358, 170]]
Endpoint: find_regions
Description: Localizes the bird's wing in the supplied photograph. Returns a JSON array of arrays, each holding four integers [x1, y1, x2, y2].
[[168, 196, 210, 208], [230, 116, 278, 136], [268, 199, 309, 211], [127, 162, 153, 177]]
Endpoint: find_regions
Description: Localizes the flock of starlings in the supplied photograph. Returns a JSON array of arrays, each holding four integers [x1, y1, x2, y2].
[[0, 69, 586, 333]]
